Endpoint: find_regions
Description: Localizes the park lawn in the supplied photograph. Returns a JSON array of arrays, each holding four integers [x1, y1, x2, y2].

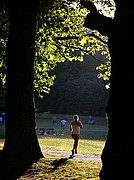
[[37, 113, 107, 155], [19, 113, 105, 179], [38, 137, 105, 155], [0, 113, 107, 179], [19, 155, 101, 180]]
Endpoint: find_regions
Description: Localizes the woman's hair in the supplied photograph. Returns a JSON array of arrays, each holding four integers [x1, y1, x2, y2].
[[73, 114, 79, 121]]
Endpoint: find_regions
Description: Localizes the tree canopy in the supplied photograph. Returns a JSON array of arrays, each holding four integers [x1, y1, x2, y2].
[[0, 0, 113, 103]]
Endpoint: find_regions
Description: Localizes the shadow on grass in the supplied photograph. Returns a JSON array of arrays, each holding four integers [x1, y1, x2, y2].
[[0, 150, 39, 180], [51, 157, 69, 171], [51, 154, 75, 172]]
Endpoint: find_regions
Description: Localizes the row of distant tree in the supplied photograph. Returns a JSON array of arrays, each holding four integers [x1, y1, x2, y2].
[[36, 54, 109, 116]]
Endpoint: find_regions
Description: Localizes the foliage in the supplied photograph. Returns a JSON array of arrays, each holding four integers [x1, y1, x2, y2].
[[0, 5, 8, 107], [0, 0, 113, 100], [35, 0, 111, 97], [96, 48, 111, 89], [91, 0, 115, 18]]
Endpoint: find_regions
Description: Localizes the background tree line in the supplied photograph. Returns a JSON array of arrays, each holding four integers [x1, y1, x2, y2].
[[37, 52, 109, 116]]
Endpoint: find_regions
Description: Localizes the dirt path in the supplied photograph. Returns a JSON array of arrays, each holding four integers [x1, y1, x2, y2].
[[0, 141, 102, 165], [41, 147, 102, 165]]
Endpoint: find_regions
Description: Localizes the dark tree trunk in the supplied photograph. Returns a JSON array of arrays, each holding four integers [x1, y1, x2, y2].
[[82, 0, 134, 179], [100, 2, 134, 179], [0, 0, 43, 179]]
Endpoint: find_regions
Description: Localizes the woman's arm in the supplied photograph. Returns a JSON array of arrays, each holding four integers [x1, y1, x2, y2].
[[77, 121, 83, 128]]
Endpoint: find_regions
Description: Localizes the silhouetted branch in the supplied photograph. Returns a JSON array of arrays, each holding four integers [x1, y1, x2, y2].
[[80, 0, 97, 14], [80, 0, 113, 36], [55, 41, 105, 64], [55, 32, 108, 44], [54, 36, 78, 40], [85, 32, 108, 44]]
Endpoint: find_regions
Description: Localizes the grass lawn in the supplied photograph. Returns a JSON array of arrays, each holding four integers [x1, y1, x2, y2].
[[37, 113, 108, 155], [0, 113, 108, 179], [19, 156, 101, 180]]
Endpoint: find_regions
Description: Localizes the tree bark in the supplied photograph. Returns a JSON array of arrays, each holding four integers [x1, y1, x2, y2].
[[0, 1, 43, 179], [82, 0, 134, 179]]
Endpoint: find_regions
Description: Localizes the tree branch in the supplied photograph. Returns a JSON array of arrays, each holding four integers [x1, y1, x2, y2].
[[80, 0, 114, 36], [80, 0, 97, 14], [54, 32, 108, 45], [54, 36, 79, 40], [55, 41, 105, 64], [84, 13, 113, 36], [85, 32, 108, 44]]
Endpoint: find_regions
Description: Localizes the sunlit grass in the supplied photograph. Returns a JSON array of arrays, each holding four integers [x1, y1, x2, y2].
[[19, 156, 101, 180], [1, 113, 107, 179], [38, 137, 105, 155], [37, 113, 107, 155]]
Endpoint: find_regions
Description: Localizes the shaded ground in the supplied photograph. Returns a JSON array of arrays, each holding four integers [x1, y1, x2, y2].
[[18, 156, 101, 180], [0, 142, 101, 179]]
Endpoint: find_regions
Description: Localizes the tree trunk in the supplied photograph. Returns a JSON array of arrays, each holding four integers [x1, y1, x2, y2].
[[100, 1, 134, 179], [82, 0, 134, 179], [0, 0, 43, 179]]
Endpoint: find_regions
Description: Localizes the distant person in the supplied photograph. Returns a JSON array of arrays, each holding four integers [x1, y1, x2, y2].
[[86, 116, 95, 125], [38, 128, 44, 135], [0, 117, 3, 126], [0, 112, 5, 126], [61, 119, 67, 130], [52, 116, 57, 127], [70, 114, 83, 155]]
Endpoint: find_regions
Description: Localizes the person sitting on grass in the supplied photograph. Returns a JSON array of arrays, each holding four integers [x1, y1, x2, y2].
[[86, 115, 95, 124], [70, 114, 83, 156]]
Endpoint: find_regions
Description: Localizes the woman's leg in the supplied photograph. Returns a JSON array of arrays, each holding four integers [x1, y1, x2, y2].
[[71, 134, 80, 155], [73, 138, 78, 149]]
